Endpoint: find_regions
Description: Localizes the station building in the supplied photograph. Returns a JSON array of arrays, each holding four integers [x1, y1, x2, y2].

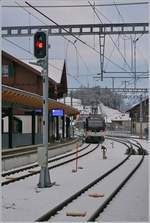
[[2, 51, 79, 148], [126, 97, 149, 138]]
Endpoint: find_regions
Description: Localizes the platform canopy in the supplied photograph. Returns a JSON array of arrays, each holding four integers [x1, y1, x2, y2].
[[2, 85, 80, 116]]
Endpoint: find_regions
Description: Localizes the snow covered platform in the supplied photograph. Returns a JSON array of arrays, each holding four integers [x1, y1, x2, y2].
[[2, 139, 148, 222]]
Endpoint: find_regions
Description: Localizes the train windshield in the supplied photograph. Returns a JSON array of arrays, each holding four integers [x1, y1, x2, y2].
[[86, 117, 106, 131], [88, 120, 104, 128]]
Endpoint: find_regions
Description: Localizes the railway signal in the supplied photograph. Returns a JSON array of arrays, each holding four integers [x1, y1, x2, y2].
[[33, 31, 53, 188], [34, 31, 47, 59]]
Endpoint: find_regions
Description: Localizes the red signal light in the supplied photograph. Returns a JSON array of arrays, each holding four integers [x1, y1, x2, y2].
[[34, 31, 47, 58], [35, 41, 44, 49]]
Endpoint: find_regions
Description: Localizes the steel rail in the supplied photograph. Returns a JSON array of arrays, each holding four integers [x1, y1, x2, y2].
[[87, 150, 144, 221], [2, 143, 99, 186], [35, 139, 132, 221], [2, 139, 78, 158], [2, 142, 89, 177]]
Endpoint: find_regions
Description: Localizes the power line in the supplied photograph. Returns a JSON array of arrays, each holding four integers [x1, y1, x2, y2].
[[2, 37, 83, 85], [15, 1, 78, 46], [93, 76, 148, 78], [89, 2, 131, 67], [15, 0, 88, 83], [24, 1, 88, 46], [14, 1, 95, 80], [2, 2, 148, 8], [3, 37, 32, 55], [3, 1, 147, 85], [3, 3, 130, 85], [73, 44, 93, 74], [89, 2, 146, 77], [24, 1, 134, 73]]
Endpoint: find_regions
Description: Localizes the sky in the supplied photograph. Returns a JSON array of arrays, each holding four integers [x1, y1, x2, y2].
[[1, 0, 149, 95]]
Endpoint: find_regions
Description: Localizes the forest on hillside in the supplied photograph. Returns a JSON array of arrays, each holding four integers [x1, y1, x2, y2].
[[69, 86, 123, 110]]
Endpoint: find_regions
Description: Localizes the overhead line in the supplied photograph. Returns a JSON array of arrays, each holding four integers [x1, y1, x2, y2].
[[3, 38, 83, 85], [93, 76, 148, 78], [89, 1, 136, 76], [4, 2, 134, 83], [24, 1, 135, 73], [15, 0, 86, 85], [16, 1, 93, 77], [3, 37, 32, 55], [2, 2, 148, 8], [15, 1, 77, 49], [104, 71, 148, 73], [25, 1, 87, 46]]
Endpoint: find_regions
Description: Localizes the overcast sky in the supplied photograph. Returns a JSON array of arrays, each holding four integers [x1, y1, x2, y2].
[[1, 0, 149, 91]]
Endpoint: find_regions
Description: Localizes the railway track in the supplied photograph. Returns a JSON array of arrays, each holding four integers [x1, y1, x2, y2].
[[35, 138, 145, 222], [2, 139, 77, 158], [2, 143, 99, 186], [2, 143, 89, 177], [106, 136, 148, 155]]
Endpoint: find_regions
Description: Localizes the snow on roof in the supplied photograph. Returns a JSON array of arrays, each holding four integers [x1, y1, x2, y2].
[[58, 97, 82, 112], [48, 60, 64, 83], [126, 97, 149, 112], [59, 97, 81, 105], [99, 103, 131, 123], [21, 59, 65, 84]]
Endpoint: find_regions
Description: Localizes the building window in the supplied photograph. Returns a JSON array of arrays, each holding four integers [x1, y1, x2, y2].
[[14, 117, 22, 133], [2, 63, 15, 78], [2, 65, 9, 77]]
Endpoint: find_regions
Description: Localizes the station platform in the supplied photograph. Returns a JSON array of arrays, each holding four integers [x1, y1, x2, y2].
[[2, 138, 80, 171]]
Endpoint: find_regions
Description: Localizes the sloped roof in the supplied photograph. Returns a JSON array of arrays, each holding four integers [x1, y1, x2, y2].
[[49, 60, 65, 84], [2, 85, 79, 116], [126, 97, 149, 112], [2, 51, 65, 84], [2, 51, 40, 76], [21, 59, 65, 84]]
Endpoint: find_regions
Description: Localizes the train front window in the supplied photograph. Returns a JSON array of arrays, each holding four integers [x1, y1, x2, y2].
[[88, 120, 104, 128]]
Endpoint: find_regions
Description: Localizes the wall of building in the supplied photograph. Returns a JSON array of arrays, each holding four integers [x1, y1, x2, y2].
[[135, 122, 148, 136]]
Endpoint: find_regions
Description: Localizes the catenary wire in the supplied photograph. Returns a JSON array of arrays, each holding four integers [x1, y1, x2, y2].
[[3, 0, 141, 74], [24, 1, 136, 73], [2, 2, 148, 8], [89, 1, 136, 76], [3, 37, 83, 86]]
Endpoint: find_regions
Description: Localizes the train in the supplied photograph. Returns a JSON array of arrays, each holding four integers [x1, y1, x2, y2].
[[84, 114, 106, 143]]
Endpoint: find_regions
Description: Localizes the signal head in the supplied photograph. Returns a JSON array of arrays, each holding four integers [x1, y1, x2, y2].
[[34, 31, 47, 59]]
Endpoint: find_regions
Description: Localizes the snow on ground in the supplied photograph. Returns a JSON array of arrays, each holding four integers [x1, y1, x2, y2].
[[2, 139, 148, 222], [99, 156, 149, 222]]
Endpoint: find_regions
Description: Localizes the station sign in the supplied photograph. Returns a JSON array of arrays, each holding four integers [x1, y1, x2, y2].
[[51, 109, 64, 117]]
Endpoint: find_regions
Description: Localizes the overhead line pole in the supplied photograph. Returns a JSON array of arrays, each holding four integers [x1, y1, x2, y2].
[[25, 1, 87, 46], [22, 2, 149, 75]]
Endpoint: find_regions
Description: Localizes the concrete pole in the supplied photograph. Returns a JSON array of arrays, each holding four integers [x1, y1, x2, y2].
[[112, 78, 115, 91], [140, 95, 143, 139], [31, 111, 35, 145], [8, 107, 13, 148], [70, 92, 73, 138], [133, 37, 139, 89], [38, 32, 52, 188], [133, 39, 136, 89]]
